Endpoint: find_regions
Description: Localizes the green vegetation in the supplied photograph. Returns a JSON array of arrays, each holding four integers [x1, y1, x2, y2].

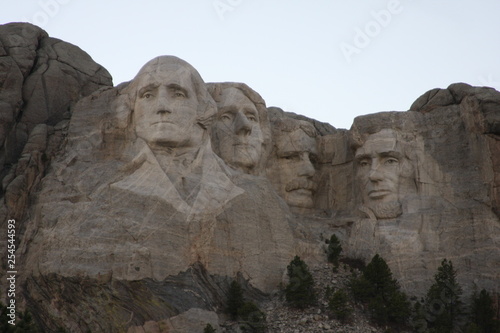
[[349, 254, 411, 327], [326, 234, 342, 268], [238, 302, 266, 333], [225, 281, 266, 332], [465, 289, 500, 333], [226, 280, 245, 320], [424, 259, 464, 333], [328, 288, 352, 322], [285, 256, 316, 309], [203, 323, 217, 333]]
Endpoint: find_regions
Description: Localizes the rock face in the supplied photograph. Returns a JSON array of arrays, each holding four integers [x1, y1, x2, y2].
[[344, 84, 500, 294], [0, 22, 112, 224], [0, 23, 498, 332]]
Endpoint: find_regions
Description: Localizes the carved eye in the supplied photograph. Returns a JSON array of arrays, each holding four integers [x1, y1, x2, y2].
[[143, 92, 153, 99], [283, 154, 299, 161], [359, 160, 370, 167], [174, 91, 186, 98], [385, 158, 399, 165], [246, 114, 257, 122], [220, 113, 233, 121]]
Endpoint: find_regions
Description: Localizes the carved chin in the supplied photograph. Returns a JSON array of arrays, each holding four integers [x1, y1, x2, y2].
[[369, 201, 402, 219], [285, 189, 314, 208], [227, 150, 260, 170]]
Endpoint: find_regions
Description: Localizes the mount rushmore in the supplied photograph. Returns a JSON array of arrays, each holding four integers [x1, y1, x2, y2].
[[0, 23, 499, 332]]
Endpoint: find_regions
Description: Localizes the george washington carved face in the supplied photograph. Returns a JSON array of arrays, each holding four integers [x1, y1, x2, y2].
[[130, 56, 214, 150]]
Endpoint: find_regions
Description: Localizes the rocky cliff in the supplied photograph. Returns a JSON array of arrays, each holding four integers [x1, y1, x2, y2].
[[0, 23, 498, 332]]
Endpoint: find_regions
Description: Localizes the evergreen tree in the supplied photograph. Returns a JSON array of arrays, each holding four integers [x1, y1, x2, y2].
[[467, 289, 500, 333], [410, 298, 428, 332], [327, 234, 342, 267], [203, 323, 217, 333], [328, 289, 352, 322], [226, 280, 245, 320], [285, 256, 316, 309], [424, 259, 464, 333], [238, 302, 267, 333], [349, 254, 411, 326]]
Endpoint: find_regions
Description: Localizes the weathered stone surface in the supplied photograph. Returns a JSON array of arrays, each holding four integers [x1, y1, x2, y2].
[[18, 56, 297, 330], [127, 308, 220, 333], [267, 109, 319, 209], [0, 22, 112, 219], [1, 25, 498, 332], [343, 86, 500, 295], [207, 82, 271, 175]]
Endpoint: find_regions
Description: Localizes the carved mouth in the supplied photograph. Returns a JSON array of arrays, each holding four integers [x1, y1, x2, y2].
[[152, 121, 173, 125], [368, 189, 392, 199], [291, 188, 313, 196], [232, 141, 257, 148], [285, 179, 316, 193]]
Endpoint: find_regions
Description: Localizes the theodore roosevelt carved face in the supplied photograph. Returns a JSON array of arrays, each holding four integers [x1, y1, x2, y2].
[[268, 118, 318, 208]]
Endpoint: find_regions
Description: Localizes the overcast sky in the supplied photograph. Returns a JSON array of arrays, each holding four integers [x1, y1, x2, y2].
[[2, 0, 500, 129]]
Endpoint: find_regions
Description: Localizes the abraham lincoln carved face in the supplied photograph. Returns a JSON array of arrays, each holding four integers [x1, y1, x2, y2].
[[355, 129, 416, 219]]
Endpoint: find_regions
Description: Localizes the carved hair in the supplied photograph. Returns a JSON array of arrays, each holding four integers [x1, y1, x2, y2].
[[270, 117, 318, 139], [206, 82, 272, 145]]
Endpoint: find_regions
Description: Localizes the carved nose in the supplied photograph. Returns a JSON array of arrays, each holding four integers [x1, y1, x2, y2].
[[156, 91, 172, 115], [298, 154, 315, 177], [368, 163, 383, 182], [234, 112, 252, 135], [156, 109, 171, 115]]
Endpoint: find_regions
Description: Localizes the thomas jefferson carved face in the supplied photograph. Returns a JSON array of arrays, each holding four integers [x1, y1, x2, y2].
[[268, 120, 317, 208], [133, 59, 203, 149], [355, 129, 415, 219], [212, 87, 264, 172]]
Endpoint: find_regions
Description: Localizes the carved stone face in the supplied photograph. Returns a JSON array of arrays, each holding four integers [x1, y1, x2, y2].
[[133, 63, 203, 149], [269, 127, 317, 208], [355, 129, 414, 218], [212, 87, 264, 172]]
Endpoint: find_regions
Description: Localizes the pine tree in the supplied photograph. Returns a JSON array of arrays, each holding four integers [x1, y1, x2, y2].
[[226, 280, 245, 320], [467, 289, 500, 333], [349, 254, 411, 326], [238, 302, 267, 333], [203, 323, 217, 333], [328, 289, 352, 322], [327, 234, 342, 268], [285, 256, 316, 309], [424, 259, 464, 333]]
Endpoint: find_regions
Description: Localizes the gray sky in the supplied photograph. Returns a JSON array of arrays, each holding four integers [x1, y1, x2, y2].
[[2, 0, 500, 129]]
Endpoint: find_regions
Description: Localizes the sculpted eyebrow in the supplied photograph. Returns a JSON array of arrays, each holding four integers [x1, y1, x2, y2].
[[167, 84, 188, 96], [138, 84, 158, 96], [244, 108, 258, 116], [219, 107, 236, 114], [355, 153, 370, 160], [379, 150, 403, 159]]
